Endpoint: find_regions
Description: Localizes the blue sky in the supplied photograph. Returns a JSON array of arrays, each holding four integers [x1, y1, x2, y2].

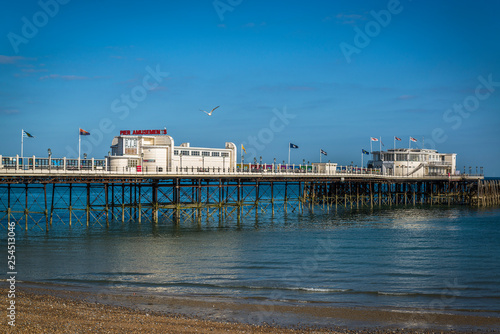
[[1, 0, 499, 175]]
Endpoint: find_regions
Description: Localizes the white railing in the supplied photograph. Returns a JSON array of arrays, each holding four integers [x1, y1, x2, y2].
[[0, 155, 483, 178]]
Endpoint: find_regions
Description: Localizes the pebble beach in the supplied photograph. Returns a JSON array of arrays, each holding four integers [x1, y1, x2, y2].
[[2, 285, 499, 333]]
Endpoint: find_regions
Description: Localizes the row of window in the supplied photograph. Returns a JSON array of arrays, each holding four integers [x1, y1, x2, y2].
[[174, 150, 230, 157], [376, 153, 446, 162]]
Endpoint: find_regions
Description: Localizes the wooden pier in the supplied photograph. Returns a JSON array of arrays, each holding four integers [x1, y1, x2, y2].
[[0, 173, 498, 232]]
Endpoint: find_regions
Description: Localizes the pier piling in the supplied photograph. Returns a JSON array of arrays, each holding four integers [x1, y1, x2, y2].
[[0, 174, 497, 231]]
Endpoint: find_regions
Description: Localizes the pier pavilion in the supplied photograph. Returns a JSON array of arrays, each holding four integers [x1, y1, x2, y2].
[[108, 132, 237, 173], [368, 148, 457, 177]]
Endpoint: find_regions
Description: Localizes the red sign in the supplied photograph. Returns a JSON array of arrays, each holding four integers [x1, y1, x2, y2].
[[120, 129, 167, 135]]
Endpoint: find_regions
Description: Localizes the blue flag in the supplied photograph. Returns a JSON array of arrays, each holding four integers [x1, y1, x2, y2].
[[290, 143, 299, 149], [362, 149, 370, 155], [320, 149, 327, 156]]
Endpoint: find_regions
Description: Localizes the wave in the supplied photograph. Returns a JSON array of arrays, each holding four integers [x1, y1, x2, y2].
[[47, 277, 500, 304], [89, 272, 153, 276], [49, 277, 352, 294], [289, 287, 352, 293]]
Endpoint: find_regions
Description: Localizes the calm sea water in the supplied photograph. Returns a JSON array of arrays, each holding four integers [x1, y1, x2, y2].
[[6, 202, 500, 319]]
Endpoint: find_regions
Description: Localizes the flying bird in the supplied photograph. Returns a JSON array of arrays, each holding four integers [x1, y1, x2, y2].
[[201, 106, 220, 116]]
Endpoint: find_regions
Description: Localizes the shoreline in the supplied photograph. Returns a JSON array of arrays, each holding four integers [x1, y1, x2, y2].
[[2, 283, 500, 333]]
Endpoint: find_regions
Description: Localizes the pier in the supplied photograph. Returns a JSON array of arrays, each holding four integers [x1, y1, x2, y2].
[[0, 167, 498, 232]]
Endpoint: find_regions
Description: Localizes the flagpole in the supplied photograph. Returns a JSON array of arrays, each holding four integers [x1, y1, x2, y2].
[[78, 130, 81, 170], [394, 137, 396, 150], [361, 151, 363, 169], [407, 137, 410, 176], [370, 138, 372, 153], [319, 149, 321, 163], [379, 137, 382, 153], [21, 129, 24, 159], [288, 143, 290, 166]]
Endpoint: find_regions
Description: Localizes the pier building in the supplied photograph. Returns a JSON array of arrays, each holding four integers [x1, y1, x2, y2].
[[108, 131, 237, 173], [368, 148, 457, 177]]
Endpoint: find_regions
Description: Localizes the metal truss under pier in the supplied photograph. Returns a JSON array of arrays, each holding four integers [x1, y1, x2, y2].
[[0, 175, 498, 232], [304, 179, 499, 210]]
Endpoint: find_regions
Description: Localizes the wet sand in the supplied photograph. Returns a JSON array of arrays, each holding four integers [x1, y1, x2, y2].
[[1, 284, 499, 333]]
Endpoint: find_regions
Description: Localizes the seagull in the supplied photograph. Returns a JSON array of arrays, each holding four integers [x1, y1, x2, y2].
[[201, 106, 219, 116]]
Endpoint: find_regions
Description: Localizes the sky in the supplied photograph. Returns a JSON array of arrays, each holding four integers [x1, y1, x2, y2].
[[1, 0, 499, 175]]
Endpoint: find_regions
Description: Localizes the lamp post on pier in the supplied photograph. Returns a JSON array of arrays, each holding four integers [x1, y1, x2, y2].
[[180, 152, 183, 173], [141, 152, 144, 173], [48, 148, 51, 172]]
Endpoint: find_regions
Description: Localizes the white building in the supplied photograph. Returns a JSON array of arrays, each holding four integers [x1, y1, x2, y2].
[[108, 131, 237, 172], [367, 148, 457, 177], [311, 162, 338, 174]]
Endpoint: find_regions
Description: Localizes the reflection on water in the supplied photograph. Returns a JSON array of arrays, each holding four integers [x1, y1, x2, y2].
[[10, 206, 500, 316]]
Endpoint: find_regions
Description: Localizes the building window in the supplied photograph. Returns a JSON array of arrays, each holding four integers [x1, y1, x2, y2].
[[221, 152, 229, 157], [124, 138, 138, 155], [181, 150, 190, 156], [174, 150, 179, 155], [191, 151, 200, 156], [396, 154, 407, 161], [211, 152, 220, 157], [202, 151, 210, 157], [128, 159, 138, 167]]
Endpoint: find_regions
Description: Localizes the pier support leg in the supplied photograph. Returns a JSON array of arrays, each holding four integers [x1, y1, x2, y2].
[[7, 184, 11, 224], [255, 180, 259, 219], [129, 183, 133, 220], [105, 183, 109, 228], [271, 181, 274, 216], [174, 178, 180, 225], [111, 183, 115, 220], [369, 182, 373, 208], [152, 181, 158, 224], [50, 184, 55, 226], [24, 183, 28, 230], [44, 184, 48, 232], [68, 183, 72, 227], [138, 184, 142, 223], [121, 184, 125, 223], [284, 181, 288, 214], [86, 183, 90, 227]]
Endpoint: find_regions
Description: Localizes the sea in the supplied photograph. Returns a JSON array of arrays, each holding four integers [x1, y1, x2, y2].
[[3, 182, 500, 330]]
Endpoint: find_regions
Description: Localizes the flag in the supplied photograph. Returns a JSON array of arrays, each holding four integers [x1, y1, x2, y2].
[[241, 144, 247, 154], [410, 137, 417, 142], [79, 128, 90, 136], [362, 149, 370, 155], [395, 136, 402, 141], [320, 149, 327, 156], [290, 143, 299, 149], [23, 130, 35, 138], [370, 137, 378, 141]]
